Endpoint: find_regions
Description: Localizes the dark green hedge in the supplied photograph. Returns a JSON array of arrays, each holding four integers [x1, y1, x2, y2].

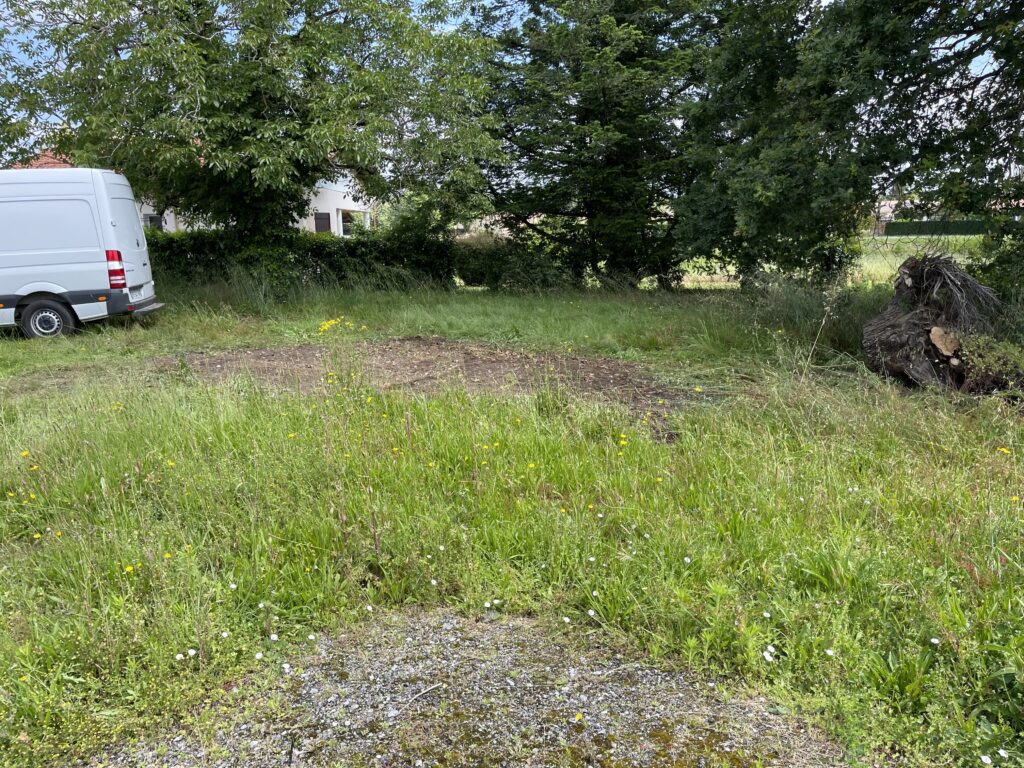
[[146, 228, 456, 288], [884, 220, 989, 236]]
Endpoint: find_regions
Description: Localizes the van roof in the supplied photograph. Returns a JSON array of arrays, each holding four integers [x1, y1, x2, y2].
[[0, 168, 118, 183]]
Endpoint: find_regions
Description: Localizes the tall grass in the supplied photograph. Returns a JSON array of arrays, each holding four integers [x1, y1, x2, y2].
[[2, 258, 1021, 766], [2, 355, 1023, 765]]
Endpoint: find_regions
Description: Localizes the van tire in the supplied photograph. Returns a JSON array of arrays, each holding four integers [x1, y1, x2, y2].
[[20, 300, 76, 339]]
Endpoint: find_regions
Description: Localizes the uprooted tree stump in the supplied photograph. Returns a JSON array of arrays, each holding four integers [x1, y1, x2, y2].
[[864, 254, 1001, 389]]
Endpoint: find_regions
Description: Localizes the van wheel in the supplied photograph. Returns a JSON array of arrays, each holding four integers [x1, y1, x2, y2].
[[20, 300, 75, 339]]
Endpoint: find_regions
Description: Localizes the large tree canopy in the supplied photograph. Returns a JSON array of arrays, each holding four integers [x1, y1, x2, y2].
[[3, 0, 494, 235], [481, 0, 1024, 281], [478, 0, 703, 285], [3, 0, 1020, 273]]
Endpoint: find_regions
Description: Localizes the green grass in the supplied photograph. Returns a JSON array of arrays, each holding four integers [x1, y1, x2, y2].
[[856, 234, 983, 285], [2, 257, 1023, 767]]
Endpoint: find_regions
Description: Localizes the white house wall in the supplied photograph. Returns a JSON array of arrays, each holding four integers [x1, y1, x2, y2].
[[298, 180, 373, 236], [137, 178, 373, 236]]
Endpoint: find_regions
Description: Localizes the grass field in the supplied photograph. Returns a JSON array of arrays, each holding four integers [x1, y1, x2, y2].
[[2, 245, 1023, 767]]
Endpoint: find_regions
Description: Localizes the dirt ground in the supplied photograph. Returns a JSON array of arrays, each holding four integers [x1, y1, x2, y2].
[[86, 610, 847, 768], [162, 336, 685, 416]]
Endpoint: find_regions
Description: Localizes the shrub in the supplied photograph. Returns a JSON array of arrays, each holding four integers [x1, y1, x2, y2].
[[960, 333, 1024, 393], [453, 230, 574, 291], [968, 235, 1024, 300], [146, 228, 455, 292]]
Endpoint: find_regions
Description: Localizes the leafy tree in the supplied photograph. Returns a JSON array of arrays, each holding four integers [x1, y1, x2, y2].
[[482, 0, 1023, 282], [5, 0, 494, 236], [680, 0, 1023, 276], [480, 0, 702, 286]]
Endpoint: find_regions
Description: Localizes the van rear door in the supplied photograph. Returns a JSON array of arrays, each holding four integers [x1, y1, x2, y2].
[[102, 173, 154, 295]]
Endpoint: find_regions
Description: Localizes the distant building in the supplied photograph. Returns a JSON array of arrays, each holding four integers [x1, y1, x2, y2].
[[10, 153, 374, 236]]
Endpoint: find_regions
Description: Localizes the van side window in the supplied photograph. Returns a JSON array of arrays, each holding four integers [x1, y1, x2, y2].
[[0, 200, 99, 253]]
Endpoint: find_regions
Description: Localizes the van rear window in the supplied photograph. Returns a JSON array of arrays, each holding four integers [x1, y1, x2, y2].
[[110, 198, 146, 249], [0, 199, 99, 253]]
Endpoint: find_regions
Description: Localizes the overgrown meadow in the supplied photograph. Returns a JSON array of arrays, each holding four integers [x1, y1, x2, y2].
[[1, 263, 1023, 766]]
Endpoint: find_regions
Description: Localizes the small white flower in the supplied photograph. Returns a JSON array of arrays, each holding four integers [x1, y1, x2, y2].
[[597, 513, 604, 518], [270, 633, 278, 641], [308, 634, 316, 641], [366, 605, 373, 612], [255, 652, 264, 660], [282, 662, 291, 672], [438, 545, 445, 552], [981, 756, 992, 765], [587, 609, 596, 617], [683, 556, 691, 564], [588, 556, 596, 562], [998, 750, 1009, 759], [175, 653, 184, 661], [763, 651, 774, 662], [930, 637, 940, 646], [229, 583, 237, 590], [258, 602, 265, 609], [592, 591, 598, 597], [562, 616, 571, 624], [430, 579, 437, 586], [767, 644, 776, 654], [762, 611, 771, 619], [484, 601, 492, 609], [493, 599, 501, 605], [187, 648, 196, 657], [825, 648, 835, 657], [221, 631, 229, 639]]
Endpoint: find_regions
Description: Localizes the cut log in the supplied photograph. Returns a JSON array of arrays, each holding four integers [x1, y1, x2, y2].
[[929, 326, 960, 357], [863, 254, 999, 389]]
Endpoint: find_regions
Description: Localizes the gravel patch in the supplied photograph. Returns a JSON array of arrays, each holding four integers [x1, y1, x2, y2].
[[87, 610, 847, 767]]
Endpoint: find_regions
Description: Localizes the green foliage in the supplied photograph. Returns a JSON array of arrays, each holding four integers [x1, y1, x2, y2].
[[453, 231, 574, 291], [960, 334, 1024, 393], [6, 0, 494, 236], [968, 235, 1024, 300], [147, 228, 455, 293], [479, 0, 696, 284]]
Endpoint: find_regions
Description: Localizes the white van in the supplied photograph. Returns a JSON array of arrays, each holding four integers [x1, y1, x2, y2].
[[0, 168, 162, 337]]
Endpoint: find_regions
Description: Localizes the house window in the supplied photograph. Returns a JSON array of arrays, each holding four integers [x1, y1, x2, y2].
[[313, 211, 331, 233], [339, 210, 357, 237], [143, 213, 163, 231], [340, 209, 371, 237]]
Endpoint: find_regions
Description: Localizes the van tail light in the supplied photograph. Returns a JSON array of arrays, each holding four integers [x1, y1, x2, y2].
[[106, 250, 127, 289]]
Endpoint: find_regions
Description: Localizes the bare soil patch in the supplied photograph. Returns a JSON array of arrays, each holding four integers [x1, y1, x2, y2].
[[163, 336, 685, 416], [88, 611, 846, 768]]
